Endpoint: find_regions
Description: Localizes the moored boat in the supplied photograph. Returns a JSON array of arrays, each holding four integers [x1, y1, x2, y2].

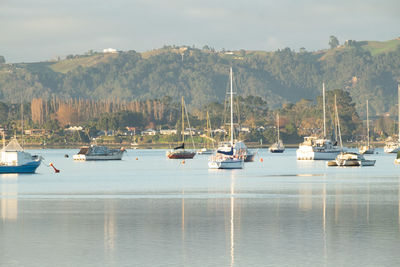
[[167, 97, 196, 159], [297, 83, 341, 160], [327, 152, 376, 167], [73, 145, 125, 160], [270, 113, 285, 153], [0, 138, 42, 173], [209, 67, 244, 169], [167, 143, 196, 159]]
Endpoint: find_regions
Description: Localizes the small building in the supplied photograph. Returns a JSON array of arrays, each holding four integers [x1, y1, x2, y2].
[[24, 129, 47, 136], [103, 48, 118, 53], [141, 129, 157, 136], [65, 126, 83, 132], [160, 129, 177, 135]]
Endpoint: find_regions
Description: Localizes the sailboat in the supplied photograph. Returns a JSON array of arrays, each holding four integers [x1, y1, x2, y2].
[[208, 68, 244, 169], [197, 111, 215, 155], [296, 83, 341, 160], [328, 95, 375, 167], [384, 84, 400, 153], [269, 113, 285, 153], [166, 97, 196, 159], [359, 100, 374, 154]]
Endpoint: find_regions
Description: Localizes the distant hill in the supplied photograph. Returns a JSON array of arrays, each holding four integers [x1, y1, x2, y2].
[[0, 38, 399, 116]]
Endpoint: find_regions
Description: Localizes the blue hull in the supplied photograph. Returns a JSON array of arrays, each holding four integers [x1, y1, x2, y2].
[[0, 161, 41, 174]]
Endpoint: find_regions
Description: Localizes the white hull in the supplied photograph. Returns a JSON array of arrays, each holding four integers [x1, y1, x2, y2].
[[73, 152, 124, 161], [208, 158, 244, 169], [337, 159, 376, 167], [384, 146, 400, 153], [296, 149, 340, 160]]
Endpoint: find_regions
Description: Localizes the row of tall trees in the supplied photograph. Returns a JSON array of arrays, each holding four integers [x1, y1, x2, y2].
[[1, 43, 399, 115]]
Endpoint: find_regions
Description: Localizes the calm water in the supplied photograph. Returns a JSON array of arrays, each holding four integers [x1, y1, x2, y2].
[[1, 148, 400, 266]]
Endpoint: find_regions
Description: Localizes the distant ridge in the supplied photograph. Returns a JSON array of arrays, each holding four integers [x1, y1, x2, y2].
[[0, 38, 399, 115]]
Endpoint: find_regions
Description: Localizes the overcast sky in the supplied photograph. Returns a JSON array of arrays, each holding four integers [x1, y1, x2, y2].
[[1, 0, 399, 63]]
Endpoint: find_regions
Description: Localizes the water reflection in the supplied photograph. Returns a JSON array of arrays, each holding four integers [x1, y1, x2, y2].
[[1, 174, 18, 222], [230, 172, 235, 267], [104, 200, 116, 263]]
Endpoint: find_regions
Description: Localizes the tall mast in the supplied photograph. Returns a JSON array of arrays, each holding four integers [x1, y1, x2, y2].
[[230, 67, 234, 146], [21, 102, 24, 148], [335, 95, 343, 150], [181, 96, 185, 144], [323, 83, 326, 139], [366, 100, 370, 146], [398, 84, 400, 143], [277, 113, 280, 142]]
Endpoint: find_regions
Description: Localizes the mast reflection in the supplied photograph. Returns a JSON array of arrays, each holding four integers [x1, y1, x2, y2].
[[1, 174, 19, 222]]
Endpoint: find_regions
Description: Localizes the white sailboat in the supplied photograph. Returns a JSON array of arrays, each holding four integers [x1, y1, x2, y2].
[[208, 68, 244, 169], [359, 100, 374, 154], [269, 113, 285, 153], [328, 95, 376, 167], [296, 83, 341, 160], [384, 84, 400, 153]]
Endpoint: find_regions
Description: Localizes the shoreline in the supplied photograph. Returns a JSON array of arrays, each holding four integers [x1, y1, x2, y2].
[[23, 141, 386, 150]]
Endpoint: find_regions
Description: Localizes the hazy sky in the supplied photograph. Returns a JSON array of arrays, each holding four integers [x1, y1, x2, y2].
[[1, 0, 399, 63]]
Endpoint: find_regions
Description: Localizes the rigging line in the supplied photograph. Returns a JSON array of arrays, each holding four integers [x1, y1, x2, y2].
[[183, 98, 196, 150]]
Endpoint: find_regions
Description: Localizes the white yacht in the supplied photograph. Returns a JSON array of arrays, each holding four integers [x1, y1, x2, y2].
[[327, 152, 376, 167], [73, 145, 125, 160], [209, 68, 244, 169], [384, 84, 400, 153], [296, 83, 341, 160]]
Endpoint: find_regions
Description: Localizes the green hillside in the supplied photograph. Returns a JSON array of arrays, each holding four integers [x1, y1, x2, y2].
[[0, 39, 399, 117]]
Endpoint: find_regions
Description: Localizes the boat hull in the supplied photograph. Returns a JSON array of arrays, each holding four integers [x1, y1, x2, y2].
[[244, 153, 256, 162], [0, 160, 41, 173], [73, 152, 124, 161], [384, 147, 400, 153], [167, 151, 196, 159], [337, 159, 376, 167], [208, 158, 244, 169], [270, 148, 284, 153], [296, 150, 340, 160]]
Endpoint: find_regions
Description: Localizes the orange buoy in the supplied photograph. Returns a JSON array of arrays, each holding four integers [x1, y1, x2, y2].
[[136, 157, 138, 160], [260, 158, 263, 162], [49, 163, 60, 173], [182, 160, 185, 164]]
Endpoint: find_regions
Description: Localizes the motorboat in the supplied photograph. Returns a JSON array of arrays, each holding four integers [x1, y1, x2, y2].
[[327, 152, 376, 167], [0, 138, 42, 173], [384, 141, 400, 153], [73, 145, 125, 160], [297, 137, 341, 160], [197, 147, 214, 155]]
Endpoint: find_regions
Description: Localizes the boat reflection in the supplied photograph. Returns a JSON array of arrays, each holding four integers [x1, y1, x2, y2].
[[104, 200, 116, 262], [1, 174, 19, 222]]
